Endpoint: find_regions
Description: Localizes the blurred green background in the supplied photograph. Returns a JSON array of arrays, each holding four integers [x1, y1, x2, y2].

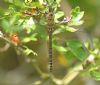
[[0, 0, 100, 85]]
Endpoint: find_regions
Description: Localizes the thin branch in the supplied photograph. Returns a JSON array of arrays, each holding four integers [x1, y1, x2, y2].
[[0, 43, 10, 52], [31, 61, 49, 79], [51, 64, 83, 85], [62, 64, 83, 85]]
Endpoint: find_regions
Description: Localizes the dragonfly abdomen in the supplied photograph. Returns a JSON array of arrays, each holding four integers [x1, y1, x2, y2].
[[47, 7, 54, 72]]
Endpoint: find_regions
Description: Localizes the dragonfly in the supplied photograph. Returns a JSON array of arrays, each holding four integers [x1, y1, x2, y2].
[[46, 0, 56, 72], [47, 7, 54, 72]]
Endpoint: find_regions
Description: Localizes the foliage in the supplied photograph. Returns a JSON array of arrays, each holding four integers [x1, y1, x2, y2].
[[0, 0, 100, 84]]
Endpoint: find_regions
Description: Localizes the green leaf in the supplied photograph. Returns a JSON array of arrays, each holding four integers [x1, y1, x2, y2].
[[4, 0, 14, 3], [68, 20, 84, 26], [71, 11, 84, 22], [23, 46, 37, 56], [22, 17, 36, 34], [56, 0, 61, 4], [52, 39, 67, 52], [71, 6, 84, 22], [9, 14, 21, 25], [53, 26, 65, 35], [22, 37, 31, 43], [25, 0, 32, 4], [67, 40, 88, 61], [71, 6, 80, 16], [22, 33, 37, 43], [0, 7, 5, 17], [53, 44, 67, 52], [36, 24, 47, 40], [65, 50, 76, 62], [90, 70, 100, 81], [54, 11, 64, 23], [1, 19, 10, 32], [66, 26, 78, 32], [68, 7, 84, 26], [87, 64, 100, 81], [46, 0, 55, 3]]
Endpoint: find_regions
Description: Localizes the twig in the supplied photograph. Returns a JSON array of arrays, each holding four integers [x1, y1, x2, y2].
[[62, 64, 83, 85], [0, 43, 10, 52], [31, 61, 49, 79], [51, 64, 83, 85]]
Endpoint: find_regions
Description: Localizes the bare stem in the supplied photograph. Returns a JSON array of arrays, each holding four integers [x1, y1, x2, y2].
[[51, 64, 83, 85]]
